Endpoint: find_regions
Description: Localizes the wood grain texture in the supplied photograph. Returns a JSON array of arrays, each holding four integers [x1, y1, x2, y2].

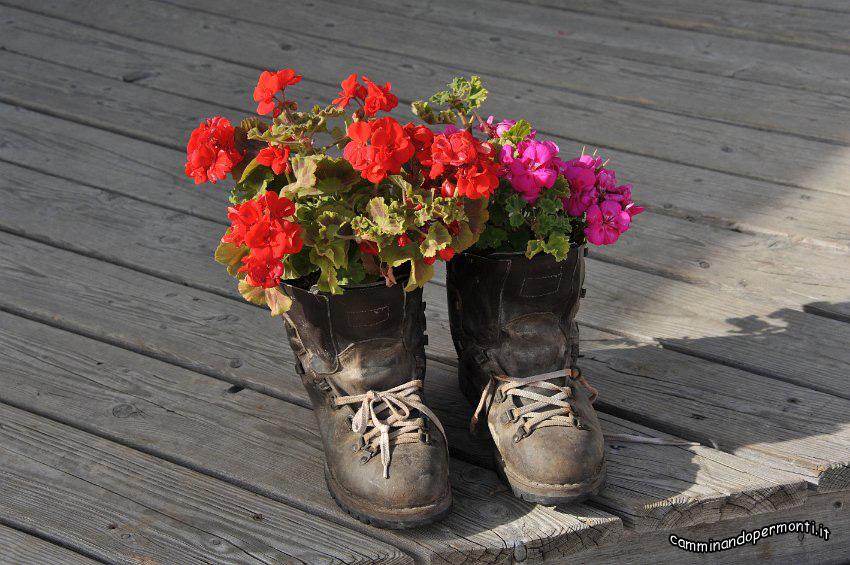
[[508, 0, 850, 54], [6, 0, 850, 198], [4, 156, 850, 407], [0, 523, 100, 565], [4, 2, 849, 147], [1, 19, 849, 250], [313, 0, 850, 98], [570, 491, 850, 564], [0, 405, 411, 564], [0, 309, 622, 563], [0, 230, 823, 530], [426, 358, 808, 532]]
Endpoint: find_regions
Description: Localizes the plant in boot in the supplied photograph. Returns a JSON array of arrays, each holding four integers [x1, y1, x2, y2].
[[181, 70, 505, 527], [415, 76, 644, 503]]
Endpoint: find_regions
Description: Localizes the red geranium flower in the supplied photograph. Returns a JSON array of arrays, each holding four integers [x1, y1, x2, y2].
[[223, 191, 302, 289], [239, 247, 286, 288], [456, 161, 500, 200], [361, 77, 398, 116], [425, 130, 499, 200], [439, 247, 455, 261], [343, 117, 414, 183], [254, 69, 302, 115], [358, 240, 380, 256], [404, 123, 435, 168], [398, 234, 412, 247], [332, 73, 368, 109], [185, 116, 243, 184], [256, 145, 291, 175]]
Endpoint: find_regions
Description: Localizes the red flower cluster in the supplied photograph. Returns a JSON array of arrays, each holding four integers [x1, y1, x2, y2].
[[256, 145, 291, 175], [254, 69, 302, 116], [222, 192, 303, 288], [185, 117, 243, 184], [332, 74, 398, 116], [343, 117, 414, 183], [414, 129, 499, 200]]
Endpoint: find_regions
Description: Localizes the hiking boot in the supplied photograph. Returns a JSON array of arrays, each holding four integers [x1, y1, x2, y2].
[[281, 279, 452, 528], [445, 248, 605, 504]]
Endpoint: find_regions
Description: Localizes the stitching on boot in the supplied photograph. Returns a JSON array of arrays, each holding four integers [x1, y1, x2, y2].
[[519, 272, 562, 298]]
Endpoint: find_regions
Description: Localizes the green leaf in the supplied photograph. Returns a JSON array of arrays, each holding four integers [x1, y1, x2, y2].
[[367, 197, 405, 235], [264, 287, 292, 316], [283, 155, 320, 196], [316, 177, 345, 194], [214, 241, 249, 276], [476, 225, 508, 251], [404, 257, 435, 292], [500, 120, 533, 145], [526, 239, 545, 259], [505, 193, 528, 228], [452, 221, 475, 252], [419, 222, 452, 257], [542, 233, 571, 261], [238, 280, 292, 316], [282, 248, 317, 280], [238, 279, 266, 305]]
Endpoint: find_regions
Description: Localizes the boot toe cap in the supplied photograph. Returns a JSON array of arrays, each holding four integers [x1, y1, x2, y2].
[[502, 425, 605, 486]]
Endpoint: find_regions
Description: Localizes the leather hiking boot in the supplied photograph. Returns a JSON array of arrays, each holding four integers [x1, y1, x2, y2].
[[280, 279, 451, 528], [446, 248, 605, 504]]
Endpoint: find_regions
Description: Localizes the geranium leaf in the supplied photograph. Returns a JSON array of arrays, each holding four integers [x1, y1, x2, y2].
[[238, 279, 267, 306], [264, 287, 292, 316], [214, 241, 250, 276], [419, 222, 451, 257], [367, 197, 405, 235]]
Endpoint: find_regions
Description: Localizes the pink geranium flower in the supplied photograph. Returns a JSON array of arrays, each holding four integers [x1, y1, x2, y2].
[[585, 200, 631, 245], [501, 139, 562, 203]]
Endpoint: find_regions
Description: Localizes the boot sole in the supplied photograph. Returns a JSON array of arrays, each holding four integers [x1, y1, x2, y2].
[[324, 465, 452, 529], [493, 449, 606, 505], [458, 367, 606, 505]]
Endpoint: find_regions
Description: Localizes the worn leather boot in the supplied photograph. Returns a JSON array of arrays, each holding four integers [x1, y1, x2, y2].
[[446, 248, 605, 504], [280, 279, 452, 528]]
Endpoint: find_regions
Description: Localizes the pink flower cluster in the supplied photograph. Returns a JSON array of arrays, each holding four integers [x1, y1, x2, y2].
[[499, 139, 564, 204], [562, 154, 644, 245]]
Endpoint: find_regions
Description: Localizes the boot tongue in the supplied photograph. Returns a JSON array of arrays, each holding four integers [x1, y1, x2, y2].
[[328, 340, 416, 396]]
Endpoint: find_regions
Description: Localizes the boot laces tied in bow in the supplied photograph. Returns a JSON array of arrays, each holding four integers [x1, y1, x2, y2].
[[470, 368, 598, 438], [334, 379, 446, 479]]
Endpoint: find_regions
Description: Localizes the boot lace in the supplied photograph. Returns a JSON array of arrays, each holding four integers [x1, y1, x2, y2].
[[470, 368, 598, 440], [334, 379, 446, 479]]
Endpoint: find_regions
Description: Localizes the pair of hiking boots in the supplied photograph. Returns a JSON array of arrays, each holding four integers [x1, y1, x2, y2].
[[280, 247, 605, 529]]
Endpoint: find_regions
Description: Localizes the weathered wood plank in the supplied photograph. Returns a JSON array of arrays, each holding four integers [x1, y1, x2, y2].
[[313, 0, 850, 97], [0, 406, 411, 564], [426, 358, 808, 532], [0, 523, 100, 565], [0, 308, 622, 563], [571, 491, 850, 564], [0, 225, 830, 520], [4, 2, 850, 197], [4, 2, 849, 146], [4, 159, 850, 406], [509, 0, 850, 54], [4, 103, 849, 324]]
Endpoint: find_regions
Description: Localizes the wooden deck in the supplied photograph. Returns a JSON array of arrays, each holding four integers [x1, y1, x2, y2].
[[0, 0, 848, 562]]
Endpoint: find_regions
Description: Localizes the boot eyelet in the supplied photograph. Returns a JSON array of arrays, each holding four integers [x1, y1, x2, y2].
[[512, 428, 526, 443], [420, 432, 431, 445], [317, 379, 332, 392], [359, 454, 371, 464], [352, 437, 364, 451], [346, 414, 354, 429]]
